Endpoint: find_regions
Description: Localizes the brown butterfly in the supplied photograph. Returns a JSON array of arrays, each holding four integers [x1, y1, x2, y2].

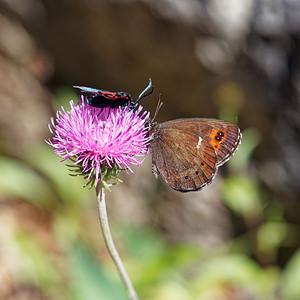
[[149, 118, 242, 192]]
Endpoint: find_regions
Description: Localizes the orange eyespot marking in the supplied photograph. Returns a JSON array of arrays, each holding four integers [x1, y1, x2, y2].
[[209, 129, 226, 151]]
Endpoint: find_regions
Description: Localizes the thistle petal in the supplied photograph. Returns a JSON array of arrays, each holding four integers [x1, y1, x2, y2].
[[47, 97, 151, 185]]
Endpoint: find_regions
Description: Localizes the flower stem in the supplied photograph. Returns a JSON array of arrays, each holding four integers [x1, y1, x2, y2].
[[96, 183, 140, 300]]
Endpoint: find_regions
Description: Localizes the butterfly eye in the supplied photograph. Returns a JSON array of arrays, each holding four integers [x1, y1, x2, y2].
[[185, 175, 189, 179]]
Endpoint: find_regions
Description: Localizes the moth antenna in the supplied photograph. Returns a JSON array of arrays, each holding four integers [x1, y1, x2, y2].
[[133, 78, 154, 107], [151, 93, 163, 122]]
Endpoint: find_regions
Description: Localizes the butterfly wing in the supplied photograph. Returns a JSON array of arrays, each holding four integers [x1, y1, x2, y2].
[[150, 124, 218, 191], [159, 118, 241, 167], [150, 118, 241, 192]]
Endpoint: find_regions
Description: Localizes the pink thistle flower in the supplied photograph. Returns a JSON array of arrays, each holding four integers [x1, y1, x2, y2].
[[47, 97, 151, 187]]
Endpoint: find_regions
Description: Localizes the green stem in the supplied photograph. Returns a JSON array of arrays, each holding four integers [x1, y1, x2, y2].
[[96, 183, 140, 300]]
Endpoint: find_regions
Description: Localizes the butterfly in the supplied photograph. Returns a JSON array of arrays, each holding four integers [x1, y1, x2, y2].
[[74, 79, 153, 110], [149, 118, 241, 192]]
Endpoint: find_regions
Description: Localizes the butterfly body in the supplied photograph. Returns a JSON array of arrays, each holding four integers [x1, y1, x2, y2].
[[149, 118, 241, 192]]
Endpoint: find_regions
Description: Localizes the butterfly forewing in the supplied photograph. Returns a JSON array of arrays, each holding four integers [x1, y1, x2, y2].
[[160, 118, 241, 167]]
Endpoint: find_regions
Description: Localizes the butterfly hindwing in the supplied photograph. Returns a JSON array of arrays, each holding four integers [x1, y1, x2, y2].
[[150, 122, 218, 191]]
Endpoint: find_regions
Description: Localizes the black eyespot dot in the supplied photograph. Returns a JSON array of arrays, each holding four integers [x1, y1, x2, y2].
[[195, 171, 199, 175], [200, 162, 204, 166], [217, 130, 224, 137], [185, 175, 188, 179], [215, 135, 222, 142]]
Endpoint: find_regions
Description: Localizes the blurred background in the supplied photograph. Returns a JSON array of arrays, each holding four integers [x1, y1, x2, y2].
[[0, 0, 300, 299]]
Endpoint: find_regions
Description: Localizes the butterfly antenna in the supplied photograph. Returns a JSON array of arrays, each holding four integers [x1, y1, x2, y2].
[[151, 93, 163, 122], [133, 78, 154, 107]]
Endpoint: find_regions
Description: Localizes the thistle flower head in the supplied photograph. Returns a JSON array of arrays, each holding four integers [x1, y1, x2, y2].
[[47, 97, 151, 188]]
